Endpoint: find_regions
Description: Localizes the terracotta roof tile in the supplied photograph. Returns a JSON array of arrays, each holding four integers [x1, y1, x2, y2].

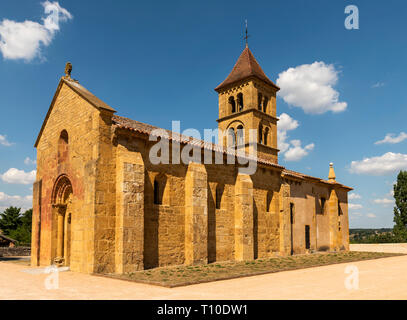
[[112, 115, 285, 169], [62, 78, 116, 112], [215, 47, 279, 91]]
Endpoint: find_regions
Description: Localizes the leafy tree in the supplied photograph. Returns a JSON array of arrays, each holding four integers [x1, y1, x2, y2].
[[393, 171, 407, 241], [8, 209, 32, 245], [0, 207, 32, 245], [0, 206, 22, 235]]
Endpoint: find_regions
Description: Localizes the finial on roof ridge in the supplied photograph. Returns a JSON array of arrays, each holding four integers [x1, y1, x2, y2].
[[328, 162, 336, 182], [244, 19, 250, 48], [64, 62, 72, 79]]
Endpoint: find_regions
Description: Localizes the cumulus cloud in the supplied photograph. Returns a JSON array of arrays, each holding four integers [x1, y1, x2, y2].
[[348, 203, 363, 210], [0, 1, 72, 61], [372, 82, 385, 88], [276, 61, 347, 114], [284, 140, 315, 162], [277, 113, 314, 161], [374, 198, 394, 206], [375, 132, 407, 145], [277, 113, 299, 153], [348, 193, 361, 200], [24, 157, 36, 165], [0, 192, 32, 212], [1, 168, 36, 185], [350, 152, 407, 175], [0, 134, 13, 146]]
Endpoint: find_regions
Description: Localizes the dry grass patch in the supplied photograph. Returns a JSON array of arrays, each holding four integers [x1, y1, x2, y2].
[[105, 251, 403, 288]]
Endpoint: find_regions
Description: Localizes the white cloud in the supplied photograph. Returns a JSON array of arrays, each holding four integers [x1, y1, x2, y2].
[[1, 168, 36, 185], [276, 61, 347, 114], [0, 134, 13, 146], [374, 198, 394, 206], [348, 203, 363, 210], [350, 211, 362, 217], [277, 113, 299, 153], [348, 193, 361, 200], [284, 140, 315, 162], [375, 132, 407, 145], [24, 157, 36, 166], [372, 82, 385, 88], [278, 113, 299, 132], [366, 213, 377, 218], [0, 1, 72, 61], [0, 192, 32, 211], [350, 152, 407, 175], [277, 113, 314, 161]]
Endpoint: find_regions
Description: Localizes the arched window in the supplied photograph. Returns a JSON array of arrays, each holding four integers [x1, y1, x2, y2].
[[58, 130, 69, 164], [258, 93, 262, 110], [227, 128, 236, 147], [215, 184, 224, 209], [153, 179, 160, 204], [263, 97, 269, 113], [266, 191, 273, 212], [264, 127, 269, 146], [229, 96, 236, 114], [258, 124, 263, 144], [237, 93, 244, 111], [154, 175, 166, 205], [236, 125, 244, 146]]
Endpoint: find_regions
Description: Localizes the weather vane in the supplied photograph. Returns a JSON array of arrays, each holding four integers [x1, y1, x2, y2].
[[244, 19, 250, 47]]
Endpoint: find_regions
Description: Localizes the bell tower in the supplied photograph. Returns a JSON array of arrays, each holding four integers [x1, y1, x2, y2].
[[215, 46, 280, 164]]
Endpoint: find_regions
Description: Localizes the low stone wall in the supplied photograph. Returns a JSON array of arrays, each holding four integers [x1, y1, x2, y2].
[[350, 243, 407, 254], [0, 246, 31, 257]]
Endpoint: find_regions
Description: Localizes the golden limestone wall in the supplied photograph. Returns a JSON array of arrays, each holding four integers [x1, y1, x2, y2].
[[282, 179, 350, 255], [34, 83, 349, 274], [33, 82, 105, 273], [114, 135, 350, 271]]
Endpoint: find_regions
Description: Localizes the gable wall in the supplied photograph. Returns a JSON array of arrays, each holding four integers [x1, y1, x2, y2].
[[32, 82, 114, 273]]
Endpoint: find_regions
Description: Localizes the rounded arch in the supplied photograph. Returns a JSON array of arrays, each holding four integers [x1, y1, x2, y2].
[[52, 174, 73, 205], [153, 173, 167, 205], [237, 93, 244, 111], [263, 96, 269, 113], [236, 124, 244, 146], [264, 127, 270, 146], [58, 130, 69, 164], [227, 127, 236, 147], [228, 96, 236, 114], [258, 124, 263, 144]]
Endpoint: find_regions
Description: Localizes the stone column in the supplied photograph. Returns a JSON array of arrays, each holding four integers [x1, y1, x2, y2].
[[185, 162, 208, 265], [31, 180, 42, 267], [115, 151, 145, 273], [234, 173, 254, 261], [279, 181, 292, 256], [56, 206, 65, 264], [328, 187, 339, 251]]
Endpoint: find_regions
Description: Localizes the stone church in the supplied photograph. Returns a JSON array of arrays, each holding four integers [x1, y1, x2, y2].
[[31, 45, 352, 274]]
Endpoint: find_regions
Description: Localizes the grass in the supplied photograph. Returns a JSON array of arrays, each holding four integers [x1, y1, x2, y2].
[[105, 251, 404, 288]]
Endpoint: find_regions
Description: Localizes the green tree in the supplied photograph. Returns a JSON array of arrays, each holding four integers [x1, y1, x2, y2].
[[8, 209, 32, 245], [393, 171, 407, 241], [0, 206, 22, 235]]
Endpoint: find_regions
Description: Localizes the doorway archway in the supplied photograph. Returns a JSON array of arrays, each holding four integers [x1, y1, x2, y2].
[[51, 175, 73, 266]]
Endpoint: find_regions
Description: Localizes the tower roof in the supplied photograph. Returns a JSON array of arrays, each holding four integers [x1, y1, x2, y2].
[[215, 47, 279, 92]]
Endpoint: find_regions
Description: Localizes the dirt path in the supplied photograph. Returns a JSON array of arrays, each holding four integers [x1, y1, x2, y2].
[[1, 255, 407, 300]]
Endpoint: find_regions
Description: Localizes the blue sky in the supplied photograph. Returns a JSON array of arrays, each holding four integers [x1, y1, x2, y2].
[[0, 0, 406, 228]]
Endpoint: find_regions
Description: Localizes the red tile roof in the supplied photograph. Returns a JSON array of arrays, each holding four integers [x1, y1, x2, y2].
[[215, 47, 279, 92], [112, 114, 353, 190]]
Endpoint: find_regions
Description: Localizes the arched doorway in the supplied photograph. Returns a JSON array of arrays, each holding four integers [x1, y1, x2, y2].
[[51, 175, 73, 266]]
